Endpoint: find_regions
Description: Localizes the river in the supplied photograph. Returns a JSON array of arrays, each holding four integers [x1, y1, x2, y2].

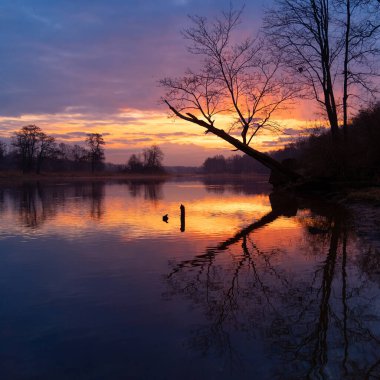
[[0, 177, 379, 379]]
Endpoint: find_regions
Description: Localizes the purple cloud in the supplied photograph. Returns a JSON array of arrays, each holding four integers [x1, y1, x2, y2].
[[0, 0, 268, 117]]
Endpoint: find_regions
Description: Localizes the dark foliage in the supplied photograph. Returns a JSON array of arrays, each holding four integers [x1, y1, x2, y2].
[[202, 154, 270, 175], [11, 125, 56, 173], [1, 127, 108, 174], [126, 145, 166, 174], [85, 133, 106, 173], [202, 103, 380, 182], [273, 103, 380, 181]]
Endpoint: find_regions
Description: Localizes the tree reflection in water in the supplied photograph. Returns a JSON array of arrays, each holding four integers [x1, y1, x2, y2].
[[17, 182, 60, 228], [127, 179, 164, 202], [1, 179, 164, 230], [165, 193, 380, 379], [4, 181, 106, 228], [89, 182, 105, 219], [202, 175, 271, 196]]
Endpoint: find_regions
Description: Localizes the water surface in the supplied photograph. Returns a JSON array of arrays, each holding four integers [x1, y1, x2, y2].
[[0, 178, 379, 379]]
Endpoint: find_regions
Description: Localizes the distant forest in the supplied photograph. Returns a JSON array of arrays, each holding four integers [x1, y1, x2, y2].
[[0, 126, 106, 174], [0, 125, 165, 175], [201, 154, 269, 175]]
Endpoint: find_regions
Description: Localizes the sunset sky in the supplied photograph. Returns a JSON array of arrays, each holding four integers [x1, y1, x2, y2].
[[0, 0, 317, 166]]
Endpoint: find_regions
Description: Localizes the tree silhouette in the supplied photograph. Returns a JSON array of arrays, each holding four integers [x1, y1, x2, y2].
[[164, 198, 380, 378], [142, 145, 164, 172], [264, 0, 380, 144], [36, 133, 55, 174], [11, 125, 56, 173], [161, 6, 302, 184], [85, 133, 105, 173]]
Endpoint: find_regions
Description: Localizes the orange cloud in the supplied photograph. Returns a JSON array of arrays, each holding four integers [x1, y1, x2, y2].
[[0, 106, 323, 165]]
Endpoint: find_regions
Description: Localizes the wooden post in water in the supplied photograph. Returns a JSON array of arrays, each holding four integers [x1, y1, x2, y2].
[[180, 204, 185, 232]]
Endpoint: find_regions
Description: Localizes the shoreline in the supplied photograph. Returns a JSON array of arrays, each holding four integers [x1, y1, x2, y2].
[[0, 171, 379, 203], [0, 171, 270, 184], [1, 172, 378, 250], [0, 171, 174, 184]]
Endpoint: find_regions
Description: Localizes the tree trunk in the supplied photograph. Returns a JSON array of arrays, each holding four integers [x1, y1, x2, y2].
[[342, 0, 350, 142], [36, 159, 41, 174], [165, 101, 303, 184]]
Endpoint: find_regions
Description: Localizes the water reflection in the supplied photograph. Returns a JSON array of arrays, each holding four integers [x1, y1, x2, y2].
[[17, 182, 60, 228], [165, 193, 380, 379], [0, 187, 5, 213], [0, 178, 379, 379], [3, 181, 107, 228], [89, 182, 105, 219], [127, 179, 164, 201], [0, 179, 166, 231], [202, 175, 271, 195]]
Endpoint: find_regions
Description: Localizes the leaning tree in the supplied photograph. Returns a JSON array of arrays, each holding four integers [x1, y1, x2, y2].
[[161, 7, 302, 184]]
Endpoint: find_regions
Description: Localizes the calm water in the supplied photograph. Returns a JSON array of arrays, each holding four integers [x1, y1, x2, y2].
[[0, 178, 379, 380]]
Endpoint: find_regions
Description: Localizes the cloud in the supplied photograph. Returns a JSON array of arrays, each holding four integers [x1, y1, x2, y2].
[[173, 0, 190, 5], [0, 104, 312, 165], [50, 131, 88, 139], [0, 0, 264, 117], [283, 128, 303, 136], [1, 0, 305, 166]]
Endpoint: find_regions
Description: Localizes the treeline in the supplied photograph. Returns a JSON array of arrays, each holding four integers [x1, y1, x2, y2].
[[202, 154, 270, 175], [124, 145, 165, 174], [272, 103, 380, 181], [0, 125, 167, 176], [202, 103, 380, 182], [0, 125, 106, 174]]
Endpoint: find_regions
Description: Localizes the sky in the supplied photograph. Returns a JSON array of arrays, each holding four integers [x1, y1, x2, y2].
[[0, 0, 315, 166]]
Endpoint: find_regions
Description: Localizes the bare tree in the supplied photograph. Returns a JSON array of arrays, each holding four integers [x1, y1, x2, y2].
[[85, 133, 105, 173], [36, 133, 56, 174], [126, 146, 164, 173], [338, 0, 380, 139], [161, 7, 302, 184], [127, 153, 144, 172], [12, 125, 56, 174], [264, 0, 380, 144], [0, 141, 6, 160], [142, 145, 164, 172], [12, 125, 41, 173], [71, 144, 89, 163]]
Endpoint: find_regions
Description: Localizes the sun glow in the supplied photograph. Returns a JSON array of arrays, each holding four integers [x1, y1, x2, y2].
[[0, 106, 321, 165]]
